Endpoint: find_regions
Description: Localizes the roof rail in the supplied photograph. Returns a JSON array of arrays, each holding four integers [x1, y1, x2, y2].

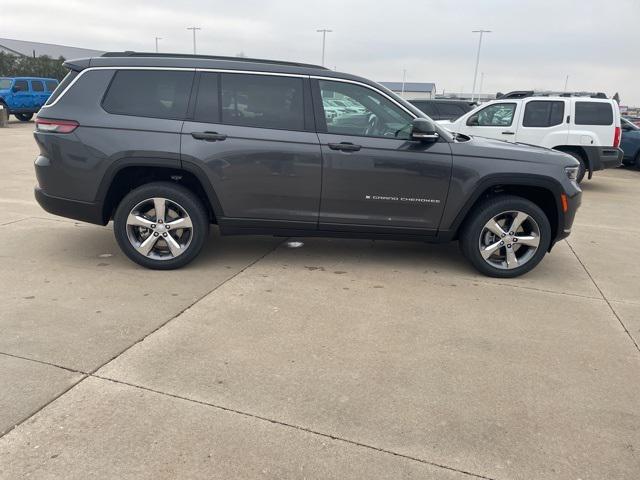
[[497, 90, 608, 99], [101, 51, 328, 70]]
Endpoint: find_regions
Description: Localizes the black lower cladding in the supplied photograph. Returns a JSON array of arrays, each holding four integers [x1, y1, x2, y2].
[[34, 187, 106, 225], [583, 146, 623, 171]]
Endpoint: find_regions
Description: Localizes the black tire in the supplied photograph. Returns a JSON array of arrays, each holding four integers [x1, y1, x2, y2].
[[113, 182, 209, 270], [459, 195, 552, 278], [15, 113, 33, 122], [563, 150, 586, 183]]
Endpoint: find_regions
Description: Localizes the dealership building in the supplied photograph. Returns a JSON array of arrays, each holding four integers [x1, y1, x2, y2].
[[0, 37, 103, 59]]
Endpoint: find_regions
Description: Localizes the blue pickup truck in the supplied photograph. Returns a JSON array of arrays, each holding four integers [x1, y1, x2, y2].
[[0, 77, 59, 121]]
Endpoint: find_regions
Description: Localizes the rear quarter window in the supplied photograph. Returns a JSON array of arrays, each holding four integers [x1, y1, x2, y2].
[[45, 71, 78, 105], [575, 102, 613, 125], [411, 101, 439, 118], [45, 80, 58, 92], [102, 70, 194, 120]]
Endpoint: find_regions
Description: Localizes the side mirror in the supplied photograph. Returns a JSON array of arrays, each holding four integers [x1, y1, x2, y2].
[[11, 86, 20, 93], [467, 115, 479, 126], [411, 118, 439, 142]]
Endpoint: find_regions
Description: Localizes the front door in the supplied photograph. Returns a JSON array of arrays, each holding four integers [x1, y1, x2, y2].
[[314, 79, 452, 233], [457, 101, 520, 142], [181, 72, 322, 227]]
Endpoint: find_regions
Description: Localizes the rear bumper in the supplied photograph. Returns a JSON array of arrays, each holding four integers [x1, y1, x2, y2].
[[34, 187, 106, 225], [584, 146, 623, 172]]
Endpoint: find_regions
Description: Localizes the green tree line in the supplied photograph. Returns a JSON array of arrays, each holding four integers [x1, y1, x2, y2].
[[0, 52, 67, 80]]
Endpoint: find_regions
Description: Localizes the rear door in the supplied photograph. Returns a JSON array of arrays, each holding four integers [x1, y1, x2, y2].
[[181, 71, 322, 227], [313, 78, 452, 233], [515, 99, 568, 147], [30, 80, 48, 108], [456, 101, 521, 142]]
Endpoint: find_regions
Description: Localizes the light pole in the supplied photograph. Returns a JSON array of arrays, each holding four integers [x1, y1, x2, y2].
[[470, 29, 491, 102], [401, 69, 407, 97], [316, 29, 332, 66], [563, 74, 569, 92], [155, 37, 162, 53], [187, 26, 201, 54], [478, 72, 485, 102]]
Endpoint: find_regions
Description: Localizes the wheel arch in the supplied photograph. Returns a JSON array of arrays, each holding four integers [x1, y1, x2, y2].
[[446, 175, 563, 248], [553, 145, 590, 176], [98, 158, 223, 224]]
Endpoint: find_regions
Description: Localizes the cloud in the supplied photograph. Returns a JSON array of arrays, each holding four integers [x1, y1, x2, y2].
[[1, 0, 638, 104]]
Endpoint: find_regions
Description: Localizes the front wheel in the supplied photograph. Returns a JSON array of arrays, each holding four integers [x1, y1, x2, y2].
[[15, 113, 33, 122], [113, 182, 209, 270], [460, 195, 552, 278]]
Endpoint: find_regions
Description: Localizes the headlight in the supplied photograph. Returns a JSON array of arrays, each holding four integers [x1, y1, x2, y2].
[[565, 166, 579, 181]]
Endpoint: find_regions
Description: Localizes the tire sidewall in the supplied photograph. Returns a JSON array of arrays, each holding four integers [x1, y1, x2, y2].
[[114, 182, 208, 270], [461, 196, 552, 278]]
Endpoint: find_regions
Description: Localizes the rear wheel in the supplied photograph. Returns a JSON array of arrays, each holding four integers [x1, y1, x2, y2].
[[15, 113, 33, 122], [114, 182, 209, 270], [460, 195, 552, 278], [563, 150, 586, 183]]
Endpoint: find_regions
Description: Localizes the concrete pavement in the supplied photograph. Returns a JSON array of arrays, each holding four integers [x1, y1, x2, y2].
[[0, 120, 638, 479]]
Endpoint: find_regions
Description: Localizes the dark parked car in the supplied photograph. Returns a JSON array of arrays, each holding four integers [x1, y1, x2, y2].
[[621, 117, 640, 168], [409, 99, 475, 121], [33, 52, 581, 277]]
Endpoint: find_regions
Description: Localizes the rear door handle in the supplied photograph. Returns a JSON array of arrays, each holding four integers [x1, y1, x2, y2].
[[191, 131, 227, 142], [328, 142, 361, 152], [501, 131, 515, 135]]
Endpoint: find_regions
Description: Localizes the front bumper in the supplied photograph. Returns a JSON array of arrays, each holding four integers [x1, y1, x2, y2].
[[35, 187, 106, 225], [555, 189, 582, 242]]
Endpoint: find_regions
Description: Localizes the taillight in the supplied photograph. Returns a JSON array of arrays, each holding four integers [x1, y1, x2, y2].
[[613, 126, 621, 147], [35, 118, 79, 134]]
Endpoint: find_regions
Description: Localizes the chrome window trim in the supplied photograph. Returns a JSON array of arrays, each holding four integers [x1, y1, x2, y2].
[[42, 66, 308, 109]]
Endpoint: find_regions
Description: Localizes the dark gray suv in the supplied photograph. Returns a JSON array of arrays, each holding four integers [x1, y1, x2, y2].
[[33, 52, 582, 277]]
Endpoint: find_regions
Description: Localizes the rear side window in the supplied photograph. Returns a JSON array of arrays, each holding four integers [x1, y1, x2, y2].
[[45, 80, 58, 92], [31, 81, 44, 92], [45, 70, 78, 105], [102, 70, 194, 119], [221, 73, 304, 130], [411, 101, 438, 117], [575, 102, 613, 125], [436, 102, 467, 117], [194, 72, 220, 123], [13, 80, 28, 92], [523, 101, 564, 127]]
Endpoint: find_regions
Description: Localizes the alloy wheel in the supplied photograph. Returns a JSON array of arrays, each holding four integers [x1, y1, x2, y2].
[[478, 210, 541, 270], [125, 197, 193, 260]]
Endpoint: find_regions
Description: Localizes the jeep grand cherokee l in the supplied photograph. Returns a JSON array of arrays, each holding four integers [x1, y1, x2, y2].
[[33, 52, 581, 278]]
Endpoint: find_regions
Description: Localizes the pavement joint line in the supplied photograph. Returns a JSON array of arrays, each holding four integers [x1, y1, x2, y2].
[[92, 374, 497, 480], [0, 217, 29, 227], [462, 279, 603, 301], [0, 240, 284, 441], [564, 239, 640, 354], [0, 351, 86, 375]]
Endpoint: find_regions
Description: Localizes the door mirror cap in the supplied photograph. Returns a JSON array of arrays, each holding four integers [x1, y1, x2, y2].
[[467, 115, 479, 126], [411, 118, 439, 142]]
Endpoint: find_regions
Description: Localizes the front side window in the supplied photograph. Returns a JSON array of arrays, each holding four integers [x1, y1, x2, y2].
[[319, 80, 413, 139], [471, 103, 516, 126], [522, 101, 564, 127], [31, 81, 44, 92], [102, 70, 193, 119], [221, 73, 304, 130], [575, 102, 613, 125], [13, 80, 28, 92]]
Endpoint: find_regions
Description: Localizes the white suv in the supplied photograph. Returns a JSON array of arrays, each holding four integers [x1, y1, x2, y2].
[[439, 92, 622, 183]]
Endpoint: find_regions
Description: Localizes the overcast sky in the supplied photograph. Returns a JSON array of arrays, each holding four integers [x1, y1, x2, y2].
[[2, 0, 639, 105]]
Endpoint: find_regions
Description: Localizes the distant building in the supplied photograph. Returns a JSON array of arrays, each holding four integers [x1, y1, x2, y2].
[[379, 82, 436, 100], [0, 38, 103, 59], [436, 92, 496, 103]]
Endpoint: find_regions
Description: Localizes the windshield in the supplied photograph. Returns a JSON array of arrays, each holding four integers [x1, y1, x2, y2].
[[0, 79, 12, 90]]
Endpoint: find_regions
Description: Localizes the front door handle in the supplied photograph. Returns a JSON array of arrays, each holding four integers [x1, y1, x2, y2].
[[501, 131, 515, 135], [191, 131, 227, 142], [328, 142, 361, 152]]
